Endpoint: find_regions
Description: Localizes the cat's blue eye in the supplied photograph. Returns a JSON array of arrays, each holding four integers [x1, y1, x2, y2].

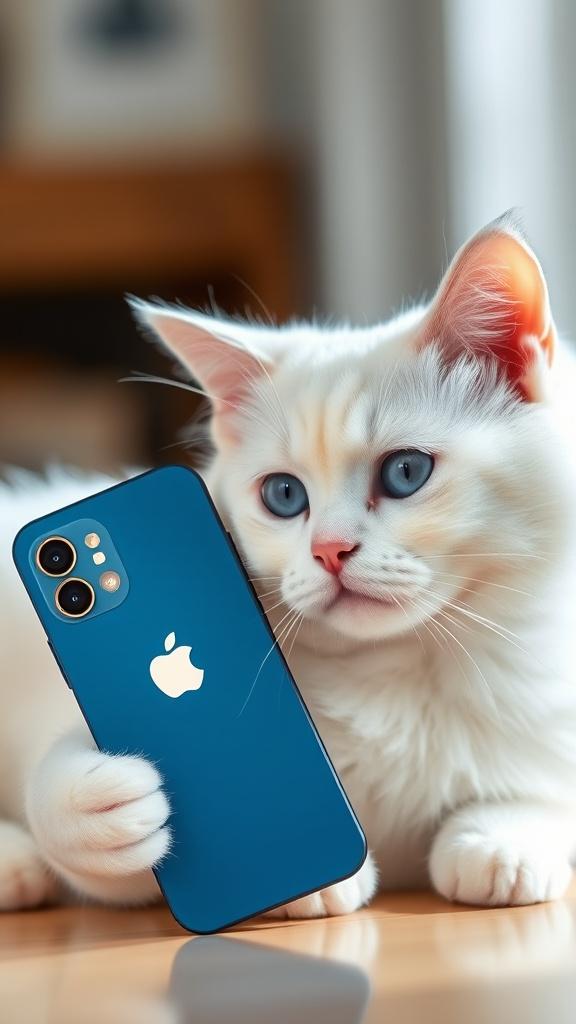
[[261, 474, 309, 518], [379, 449, 434, 499]]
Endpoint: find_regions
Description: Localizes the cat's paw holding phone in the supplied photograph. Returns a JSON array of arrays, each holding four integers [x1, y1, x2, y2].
[[26, 730, 170, 904], [265, 850, 377, 919]]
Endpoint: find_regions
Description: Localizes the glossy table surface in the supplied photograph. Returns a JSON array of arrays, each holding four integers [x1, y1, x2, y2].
[[2, 882, 576, 1023]]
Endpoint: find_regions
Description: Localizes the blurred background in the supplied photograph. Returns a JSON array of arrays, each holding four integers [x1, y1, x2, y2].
[[0, 0, 574, 474]]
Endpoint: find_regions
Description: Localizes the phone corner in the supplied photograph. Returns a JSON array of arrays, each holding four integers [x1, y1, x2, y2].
[[166, 903, 228, 936], [338, 823, 369, 885], [11, 519, 33, 572], [151, 463, 208, 497], [155, 463, 202, 484], [354, 829, 369, 875]]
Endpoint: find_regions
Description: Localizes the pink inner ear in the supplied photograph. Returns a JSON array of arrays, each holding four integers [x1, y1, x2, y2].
[[145, 312, 268, 412], [422, 230, 554, 401], [140, 307, 273, 445], [191, 340, 265, 417]]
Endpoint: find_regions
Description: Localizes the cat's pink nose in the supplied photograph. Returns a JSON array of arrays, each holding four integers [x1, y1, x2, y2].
[[312, 539, 358, 575]]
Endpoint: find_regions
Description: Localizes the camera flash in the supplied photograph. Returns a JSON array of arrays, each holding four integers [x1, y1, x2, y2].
[[93, 551, 106, 566], [85, 532, 100, 549], [100, 571, 121, 593]]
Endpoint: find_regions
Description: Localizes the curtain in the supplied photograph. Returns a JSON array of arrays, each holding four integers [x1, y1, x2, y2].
[[298, 0, 575, 339]]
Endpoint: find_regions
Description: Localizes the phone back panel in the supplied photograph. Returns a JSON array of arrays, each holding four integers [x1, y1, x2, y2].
[[13, 466, 366, 932]]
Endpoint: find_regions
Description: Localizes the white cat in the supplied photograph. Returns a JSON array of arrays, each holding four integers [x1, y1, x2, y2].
[[1, 215, 576, 917]]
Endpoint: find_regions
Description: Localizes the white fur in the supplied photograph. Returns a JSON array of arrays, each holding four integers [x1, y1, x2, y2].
[[2, 224, 576, 916]]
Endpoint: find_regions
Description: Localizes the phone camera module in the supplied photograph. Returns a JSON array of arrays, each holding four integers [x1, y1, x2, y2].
[[36, 536, 77, 577], [55, 578, 95, 618]]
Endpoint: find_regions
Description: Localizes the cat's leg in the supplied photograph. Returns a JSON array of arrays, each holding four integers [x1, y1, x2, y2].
[[0, 820, 59, 910], [26, 729, 170, 906], [265, 850, 378, 920], [430, 800, 575, 907]]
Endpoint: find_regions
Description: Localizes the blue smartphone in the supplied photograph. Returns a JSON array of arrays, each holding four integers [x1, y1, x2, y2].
[[13, 466, 366, 932]]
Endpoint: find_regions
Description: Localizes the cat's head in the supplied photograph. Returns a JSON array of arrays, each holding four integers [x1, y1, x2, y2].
[[133, 216, 572, 646]]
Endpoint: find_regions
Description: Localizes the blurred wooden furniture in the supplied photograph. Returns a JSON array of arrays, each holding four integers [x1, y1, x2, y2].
[[0, 155, 298, 317], [0, 155, 300, 470]]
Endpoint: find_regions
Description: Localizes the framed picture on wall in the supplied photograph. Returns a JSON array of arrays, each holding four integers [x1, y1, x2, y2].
[[1, 0, 264, 157]]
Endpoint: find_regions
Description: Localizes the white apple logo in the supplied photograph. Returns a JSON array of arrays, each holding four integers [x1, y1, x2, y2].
[[149, 631, 205, 698]]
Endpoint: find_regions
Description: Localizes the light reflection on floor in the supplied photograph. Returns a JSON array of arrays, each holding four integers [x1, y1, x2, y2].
[[1, 885, 575, 1023]]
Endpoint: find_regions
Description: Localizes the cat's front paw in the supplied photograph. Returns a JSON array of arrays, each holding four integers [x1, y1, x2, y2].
[[0, 822, 57, 911], [430, 829, 572, 907], [265, 852, 377, 920], [27, 732, 171, 888]]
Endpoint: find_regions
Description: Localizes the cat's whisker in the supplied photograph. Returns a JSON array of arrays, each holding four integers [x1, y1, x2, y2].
[[424, 586, 526, 642], [286, 585, 326, 609], [433, 581, 513, 616], [439, 599, 543, 665], [274, 610, 301, 645], [256, 603, 296, 645], [261, 595, 290, 615], [119, 371, 210, 400], [190, 346, 287, 444], [243, 379, 286, 444], [370, 359, 403, 434], [232, 273, 276, 328], [431, 572, 535, 599], [405, 596, 448, 653], [390, 594, 426, 653], [235, 360, 288, 444], [242, 412, 286, 446], [424, 552, 548, 561], [161, 437, 203, 452], [237, 606, 299, 717], [415, 592, 475, 638], [434, 606, 475, 636], [424, 608, 499, 715], [259, 593, 285, 606], [423, 587, 558, 682], [416, 610, 480, 708], [411, 592, 495, 696], [238, 389, 288, 445], [258, 585, 285, 597], [249, 373, 289, 445], [120, 370, 285, 443], [423, 616, 449, 652], [228, 312, 290, 433], [281, 612, 304, 661], [286, 614, 305, 660], [272, 611, 304, 665], [439, 596, 529, 644]]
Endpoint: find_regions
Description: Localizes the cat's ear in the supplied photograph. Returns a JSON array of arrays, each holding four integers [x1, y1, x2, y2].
[[421, 213, 555, 401], [130, 301, 278, 446]]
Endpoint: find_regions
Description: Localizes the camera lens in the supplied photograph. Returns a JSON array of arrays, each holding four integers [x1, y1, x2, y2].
[[36, 537, 76, 577], [55, 578, 95, 618]]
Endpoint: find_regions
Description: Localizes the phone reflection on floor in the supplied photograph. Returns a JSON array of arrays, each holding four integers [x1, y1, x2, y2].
[[169, 936, 371, 1024]]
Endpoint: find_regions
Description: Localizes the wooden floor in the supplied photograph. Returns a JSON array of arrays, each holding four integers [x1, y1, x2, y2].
[[2, 882, 576, 1023]]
